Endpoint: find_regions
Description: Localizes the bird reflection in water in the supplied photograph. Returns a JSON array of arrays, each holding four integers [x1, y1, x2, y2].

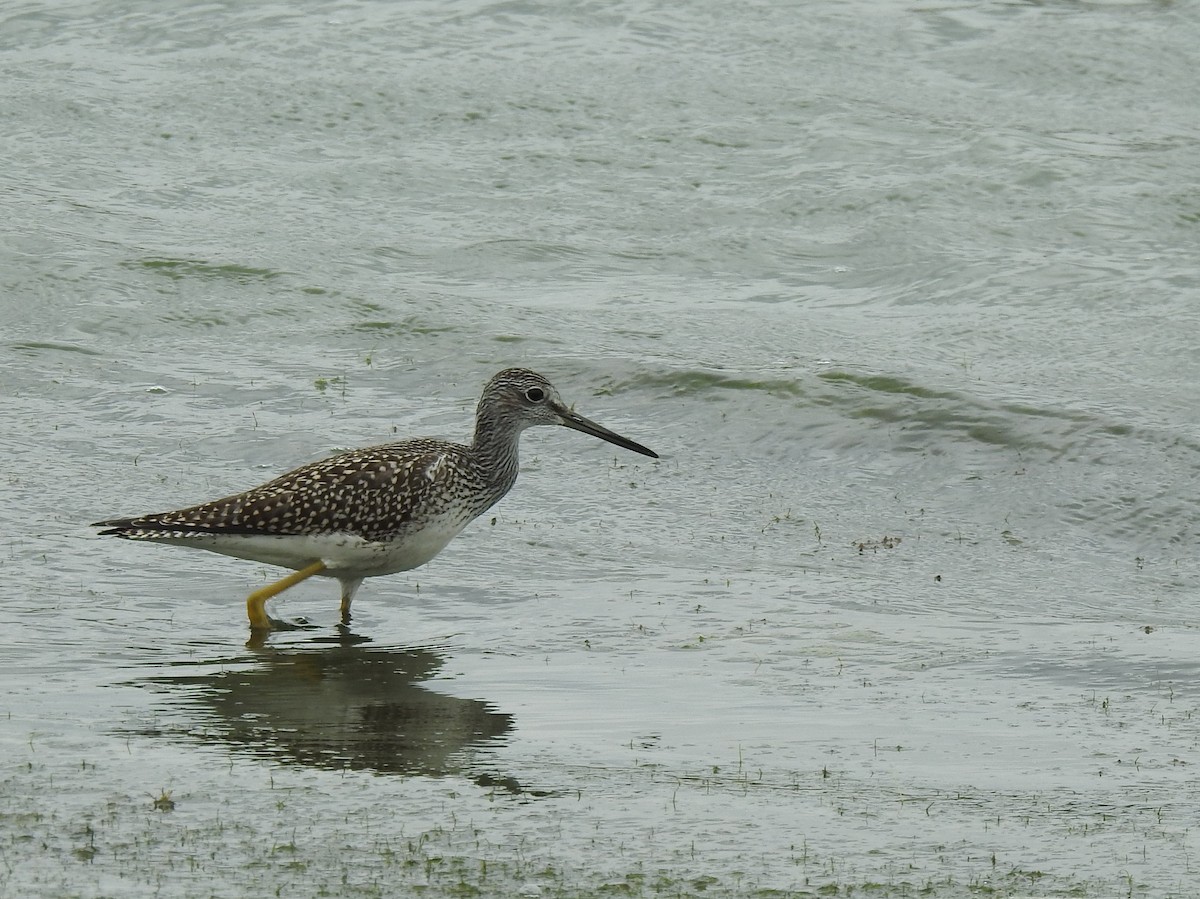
[[132, 637, 523, 789]]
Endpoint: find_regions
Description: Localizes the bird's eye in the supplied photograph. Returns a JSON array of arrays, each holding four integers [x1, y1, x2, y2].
[[525, 387, 545, 403]]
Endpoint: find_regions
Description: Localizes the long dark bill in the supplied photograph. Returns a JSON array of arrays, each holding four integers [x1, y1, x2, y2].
[[558, 408, 659, 458]]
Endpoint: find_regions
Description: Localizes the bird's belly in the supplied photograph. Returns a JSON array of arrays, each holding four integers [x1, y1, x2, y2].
[[151, 519, 470, 578], [337, 520, 472, 577]]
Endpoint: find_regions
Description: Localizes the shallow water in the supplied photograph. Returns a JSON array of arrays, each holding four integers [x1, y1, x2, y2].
[[4, 0, 1200, 896]]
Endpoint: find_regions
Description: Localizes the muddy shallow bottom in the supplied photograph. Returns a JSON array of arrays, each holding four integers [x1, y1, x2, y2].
[[5, 528, 1198, 898]]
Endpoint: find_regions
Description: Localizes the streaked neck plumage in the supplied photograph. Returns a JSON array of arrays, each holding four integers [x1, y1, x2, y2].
[[470, 396, 524, 498]]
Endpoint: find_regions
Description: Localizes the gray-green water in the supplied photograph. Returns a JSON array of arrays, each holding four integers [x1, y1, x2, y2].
[[4, 1, 1200, 896]]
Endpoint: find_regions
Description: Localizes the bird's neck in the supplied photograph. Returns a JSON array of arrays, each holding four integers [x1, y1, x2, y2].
[[471, 407, 522, 490]]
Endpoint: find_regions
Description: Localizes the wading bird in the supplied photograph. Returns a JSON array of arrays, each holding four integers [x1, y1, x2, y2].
[[93, 368, 658, 632]]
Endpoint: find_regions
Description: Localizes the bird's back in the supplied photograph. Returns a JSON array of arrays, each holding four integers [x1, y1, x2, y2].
[[94, 437, 506, 545]]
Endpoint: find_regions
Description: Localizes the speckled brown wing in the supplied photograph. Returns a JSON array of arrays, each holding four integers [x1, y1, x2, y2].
[[92, 439, 487, 544]]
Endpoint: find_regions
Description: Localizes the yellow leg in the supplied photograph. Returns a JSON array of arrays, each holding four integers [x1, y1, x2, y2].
[[245, 560, 327, 630]]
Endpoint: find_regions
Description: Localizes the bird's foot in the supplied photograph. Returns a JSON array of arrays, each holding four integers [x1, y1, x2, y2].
[[245, 616, 320, 650], [266, 615, 318, 631]]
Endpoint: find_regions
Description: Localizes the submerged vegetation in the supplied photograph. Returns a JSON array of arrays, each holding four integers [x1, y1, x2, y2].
[[1, 744, 1172, 899]]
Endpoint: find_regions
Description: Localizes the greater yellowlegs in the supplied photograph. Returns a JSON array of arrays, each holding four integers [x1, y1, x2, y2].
[[93, 368, 658, 632]]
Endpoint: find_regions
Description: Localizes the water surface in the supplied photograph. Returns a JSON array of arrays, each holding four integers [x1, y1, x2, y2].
[[3, 0, 1200, 896]]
